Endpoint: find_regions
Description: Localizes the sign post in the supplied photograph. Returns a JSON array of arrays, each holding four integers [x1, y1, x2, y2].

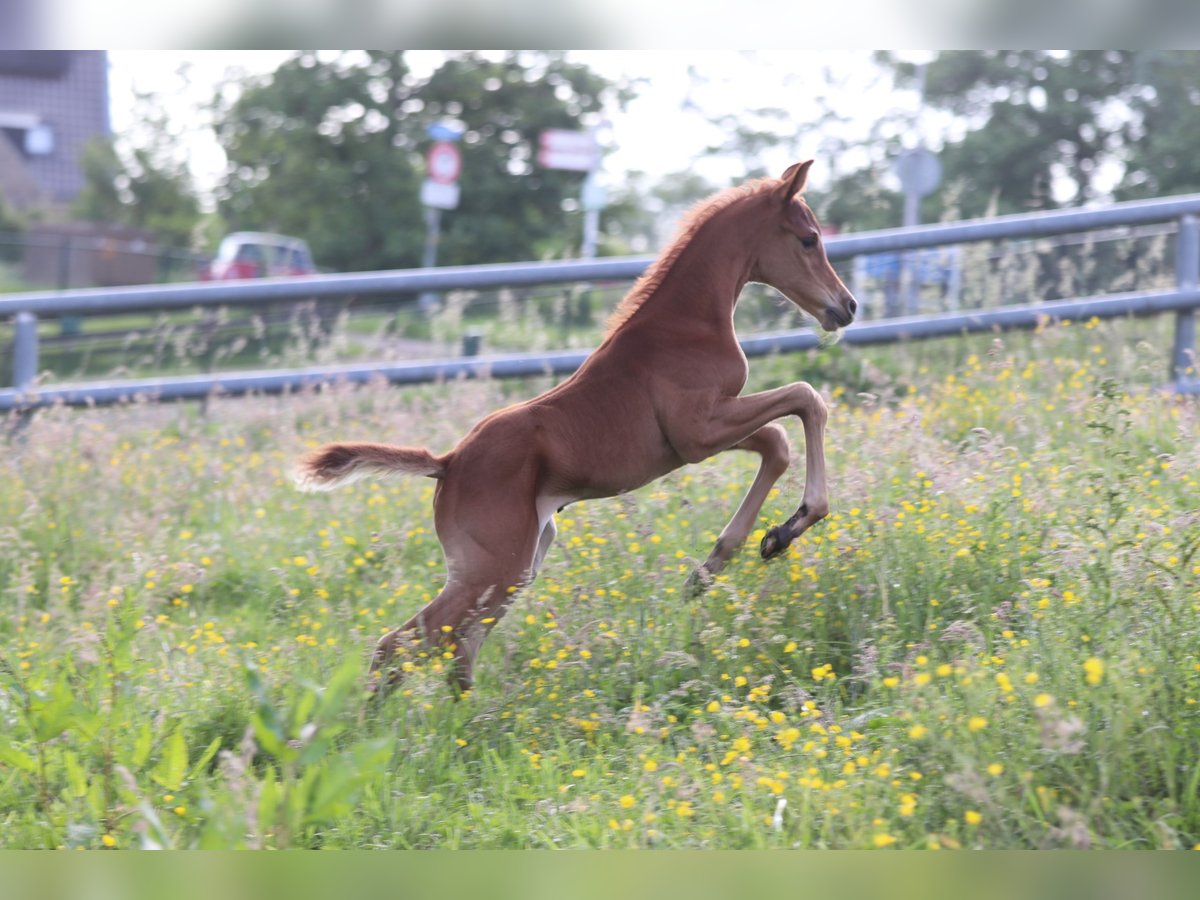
[[419, 131, 463, 310], [537, 128, 601, 173], [579, 171, 608, 260], [538, 128, 604, 259], [893, 146, 942, 316]]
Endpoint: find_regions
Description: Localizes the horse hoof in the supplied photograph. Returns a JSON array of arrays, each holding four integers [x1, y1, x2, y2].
[[685, 565, 714, 595], [760, 525, 791, 560]]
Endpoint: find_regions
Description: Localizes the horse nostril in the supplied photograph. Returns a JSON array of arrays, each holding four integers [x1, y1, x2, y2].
[[847, 296, 858, 316]]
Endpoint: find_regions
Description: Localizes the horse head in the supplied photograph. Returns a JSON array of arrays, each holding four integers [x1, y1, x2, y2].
[[751, 160, 858, 333]]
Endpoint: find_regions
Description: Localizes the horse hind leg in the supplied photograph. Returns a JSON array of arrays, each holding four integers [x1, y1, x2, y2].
[[371, 493, 542, 695], [371, 554, 540, 694], [446, 513, 558, 688], [370, 579, 485, 694]]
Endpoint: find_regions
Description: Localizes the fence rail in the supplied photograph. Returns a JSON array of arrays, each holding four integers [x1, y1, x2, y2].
[[3, 194, 1199, 412]]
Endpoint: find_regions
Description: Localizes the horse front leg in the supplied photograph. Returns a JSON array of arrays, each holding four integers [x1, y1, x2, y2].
[[759, 384, 829, 560], [666, 382, 831, 568], [689, 423, 791, 590]]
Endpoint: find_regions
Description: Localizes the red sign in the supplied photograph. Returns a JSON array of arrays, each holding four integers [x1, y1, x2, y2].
[[540, 129, 596, 154], [427, 141, 462, 185], [538, 129, 600, 172]]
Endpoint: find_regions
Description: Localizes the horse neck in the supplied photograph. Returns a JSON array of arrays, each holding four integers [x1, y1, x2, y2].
[[631, 204, 761, 335]]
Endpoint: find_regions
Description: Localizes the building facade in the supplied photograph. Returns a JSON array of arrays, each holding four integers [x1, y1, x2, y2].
[[0, 51, 110, 211]]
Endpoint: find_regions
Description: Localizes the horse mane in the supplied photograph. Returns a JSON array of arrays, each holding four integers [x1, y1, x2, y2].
[[605, 176, 777, 334]]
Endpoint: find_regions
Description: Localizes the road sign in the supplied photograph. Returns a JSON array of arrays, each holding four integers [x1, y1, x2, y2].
[[540, 129, 597, 154], [538, 129, 600, 172], [539, 150, 600, 172], [427, 141, 462, 185], [427, 121, 464, 141], [420, 179, 460, 210], [894, 148, 942, 198]]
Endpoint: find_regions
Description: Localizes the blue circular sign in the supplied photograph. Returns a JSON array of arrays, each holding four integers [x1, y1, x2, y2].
[[427, 122, 464, 142]]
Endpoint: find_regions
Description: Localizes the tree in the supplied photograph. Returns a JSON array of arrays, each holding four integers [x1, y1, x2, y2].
[[702, 107, 813, 181], [1115, 52, 1200, 200], [213, 51, 629, 273], [600, 169, 719, 255], [807, 165, 903, 233], [404, 53, 626, 266], [213, 52, 421, 274], [873, 52, 1200, 218], [72, 89, 201, 248], [73, 138, 201, 247], [877, 51, 1145, 219]]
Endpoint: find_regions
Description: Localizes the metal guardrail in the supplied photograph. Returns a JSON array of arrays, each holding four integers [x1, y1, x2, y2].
[[0, 256, 653, 318], [3, 194, 1199, 411]]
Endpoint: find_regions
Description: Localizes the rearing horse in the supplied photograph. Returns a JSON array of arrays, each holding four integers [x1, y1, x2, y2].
[[296, 160, 857, 692]]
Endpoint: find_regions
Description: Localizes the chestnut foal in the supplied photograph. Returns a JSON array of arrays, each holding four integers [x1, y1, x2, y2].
[[296, 160, 857, 693]]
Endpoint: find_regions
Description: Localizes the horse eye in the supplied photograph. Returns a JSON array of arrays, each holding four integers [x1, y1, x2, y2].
[[801, 235, 819, 250]]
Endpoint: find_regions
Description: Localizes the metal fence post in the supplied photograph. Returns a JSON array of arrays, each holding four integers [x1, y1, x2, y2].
[[1174, 215, 1199, 386], [461, 329, 482, 357], [13, 312, 38, 391]]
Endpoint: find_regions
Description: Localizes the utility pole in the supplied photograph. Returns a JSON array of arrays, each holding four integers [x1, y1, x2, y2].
[[893, 59, 941, 317], [580, 170, 607, 260], [418, 124, 463, 311]]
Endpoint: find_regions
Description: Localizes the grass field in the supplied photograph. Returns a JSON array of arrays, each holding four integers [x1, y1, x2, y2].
[[0, 318, 1197, 849]]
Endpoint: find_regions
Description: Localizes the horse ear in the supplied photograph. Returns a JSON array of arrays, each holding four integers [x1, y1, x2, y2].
[[777, 160, 814, 204]]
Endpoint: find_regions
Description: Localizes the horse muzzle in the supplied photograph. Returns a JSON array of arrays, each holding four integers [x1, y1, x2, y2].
[[823, 293, 857, 330]]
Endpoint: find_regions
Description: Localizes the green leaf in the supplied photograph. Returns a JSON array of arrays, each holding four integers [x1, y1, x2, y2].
[[130, 721, 154, 769], [303, 765, 355, 825], [87, 780, 106, 820], [291, 687, 317, 736], [257, 767, 279, 838], [303, 739, 391, 825], [0, 740, 37, 773], [151, 728, 188, 791], [245, 663, 288, 756], [351, 738, 393, 771], [244, 663, 267, 701], [251, 711, 290, 762], [315, 660, 368, 722], [135, 800, 174, 850], [295, 732, 334, 768], [62, 750, 88, 797], [69, 707, 103, 741], [186, 736, 223, 782], [29, 675, 79, 743], [105, 609, 137, 672]]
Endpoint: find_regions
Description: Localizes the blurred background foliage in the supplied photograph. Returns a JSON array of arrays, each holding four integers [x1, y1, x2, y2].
[[7, 50, 1199, 385], [49, 50, 1200, 273]]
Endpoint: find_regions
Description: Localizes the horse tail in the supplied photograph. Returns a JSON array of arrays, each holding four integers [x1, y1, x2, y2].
[[294, 441, 448, 492]]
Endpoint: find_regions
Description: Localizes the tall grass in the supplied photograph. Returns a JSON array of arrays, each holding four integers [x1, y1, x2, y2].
[[0, 319, 1197, 849]]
